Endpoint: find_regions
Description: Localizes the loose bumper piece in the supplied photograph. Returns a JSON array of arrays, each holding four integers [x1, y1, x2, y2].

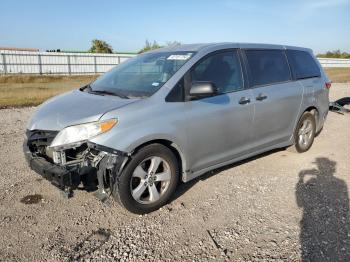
[[329, 98, 350, 114], [23, 137, 128, 199], [23, 141, 80, 197]]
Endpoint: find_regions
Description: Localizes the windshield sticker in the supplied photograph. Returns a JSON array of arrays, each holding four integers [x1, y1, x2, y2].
[[152, 82, 160, 87], [167, 54, 192, 60]]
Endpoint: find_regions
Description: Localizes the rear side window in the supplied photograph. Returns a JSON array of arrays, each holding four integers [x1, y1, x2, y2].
[[286, 50, 321, 80], [245, 50, 291, 87]]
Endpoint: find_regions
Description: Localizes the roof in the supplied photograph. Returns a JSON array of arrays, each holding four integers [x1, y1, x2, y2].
[[151, 42, 311, 53], [156, 43, 213, 52]]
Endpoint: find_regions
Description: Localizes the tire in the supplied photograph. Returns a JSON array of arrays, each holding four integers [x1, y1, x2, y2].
[[290, 112, 316, 153], [113, 143, 179, 214], [315, 125, 323, 137]]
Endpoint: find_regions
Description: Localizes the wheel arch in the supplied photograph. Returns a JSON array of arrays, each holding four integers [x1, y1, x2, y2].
[[129, 139, 187, 182], [304, 105, 318, 114], [303, 106, 320, 129], [290, 105, 319, 142]]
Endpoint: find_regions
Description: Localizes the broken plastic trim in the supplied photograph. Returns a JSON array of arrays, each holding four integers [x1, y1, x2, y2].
[[87, 141, 129, 156], [88, 142, 129, 202], [49, 141, 86, 151], [25, 131, 131, 200]]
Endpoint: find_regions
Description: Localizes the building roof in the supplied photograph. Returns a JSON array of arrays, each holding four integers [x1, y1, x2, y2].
[[0, 47, 39, 52]]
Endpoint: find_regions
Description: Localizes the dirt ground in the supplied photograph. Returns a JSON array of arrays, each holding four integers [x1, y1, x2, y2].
[[0, 83, 349, 261]]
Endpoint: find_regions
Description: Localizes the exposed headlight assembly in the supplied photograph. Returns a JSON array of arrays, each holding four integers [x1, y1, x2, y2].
[[50, 119, 117, 149]]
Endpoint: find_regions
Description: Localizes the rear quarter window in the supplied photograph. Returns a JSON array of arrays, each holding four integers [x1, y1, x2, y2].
[[286, 50, 321, 80], [245, 50, 291, 87]]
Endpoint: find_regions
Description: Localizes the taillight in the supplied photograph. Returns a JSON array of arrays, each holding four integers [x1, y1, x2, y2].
[[325, 82, 331, 89]]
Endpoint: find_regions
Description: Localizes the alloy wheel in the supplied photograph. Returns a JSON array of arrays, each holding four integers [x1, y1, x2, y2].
[[298, 119, 313, 149], [130, 156, 172, 204]]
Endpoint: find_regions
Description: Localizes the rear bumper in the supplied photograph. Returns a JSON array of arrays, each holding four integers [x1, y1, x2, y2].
[[316, 107, 328, 133], [23, 141, 80, 192]]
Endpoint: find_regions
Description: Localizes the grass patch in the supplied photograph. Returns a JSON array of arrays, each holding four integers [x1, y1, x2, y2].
[[0, 75, 97, 84], [324, 68, 350, 83], [0, 75, 97, 108]]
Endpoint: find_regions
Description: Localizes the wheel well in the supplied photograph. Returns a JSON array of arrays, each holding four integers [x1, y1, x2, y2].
[[131, 139, 184, 176], [304, 106, 319, 125]]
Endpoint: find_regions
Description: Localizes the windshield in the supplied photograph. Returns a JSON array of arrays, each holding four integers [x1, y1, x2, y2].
[[89, 51, 195, 98]]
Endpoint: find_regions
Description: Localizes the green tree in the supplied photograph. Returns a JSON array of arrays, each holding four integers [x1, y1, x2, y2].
[[138, 40, 182, 54], [138, 40, 162, 54], [165, 41, 182, 47], [89, 39, 113, 53], [317, 50, 350, 59]]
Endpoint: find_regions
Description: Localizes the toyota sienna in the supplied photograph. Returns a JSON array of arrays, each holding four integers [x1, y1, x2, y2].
[[24, 43, 330, 213]]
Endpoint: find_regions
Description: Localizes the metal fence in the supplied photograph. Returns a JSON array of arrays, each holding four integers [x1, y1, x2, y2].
[[317, 58, 350, 68], [0, 50, 136, 75], [0, 50, 349, 75]]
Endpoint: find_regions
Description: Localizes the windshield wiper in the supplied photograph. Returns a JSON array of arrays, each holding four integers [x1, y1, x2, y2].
[[80, 84, 92, 91], [88, 89, 129, 99], [81, 84, 130, 99]]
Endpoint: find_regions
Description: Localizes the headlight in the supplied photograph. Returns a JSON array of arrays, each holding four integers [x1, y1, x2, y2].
[[50, 119, 117, 149]]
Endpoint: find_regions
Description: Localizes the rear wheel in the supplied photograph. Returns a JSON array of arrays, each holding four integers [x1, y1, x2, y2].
[[291, 112, 316, 153], [113, 144, 179, 214]]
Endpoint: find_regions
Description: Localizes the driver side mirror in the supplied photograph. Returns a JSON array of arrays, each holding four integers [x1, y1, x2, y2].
[[189, 81, 217, 100]]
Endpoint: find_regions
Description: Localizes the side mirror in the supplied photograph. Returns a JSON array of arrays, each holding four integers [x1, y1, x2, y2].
[[189, 81, 217, 99]]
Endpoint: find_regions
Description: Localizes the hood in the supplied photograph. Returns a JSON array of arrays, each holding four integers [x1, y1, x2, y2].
[[27, 89, 138, 131]]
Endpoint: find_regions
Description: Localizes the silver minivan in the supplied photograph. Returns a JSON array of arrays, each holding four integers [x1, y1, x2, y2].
[[24, 43, 330, 213]]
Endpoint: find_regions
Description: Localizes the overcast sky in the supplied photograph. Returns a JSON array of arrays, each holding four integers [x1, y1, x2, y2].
[[1, 0, 349, 53]]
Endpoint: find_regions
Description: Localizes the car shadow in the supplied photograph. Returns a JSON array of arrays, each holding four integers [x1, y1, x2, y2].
[[170, 148, 285, 202], [296, 157, 350, 261]]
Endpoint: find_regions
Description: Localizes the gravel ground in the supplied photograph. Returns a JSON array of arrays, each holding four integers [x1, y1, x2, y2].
[[0, 83, 349, 261]]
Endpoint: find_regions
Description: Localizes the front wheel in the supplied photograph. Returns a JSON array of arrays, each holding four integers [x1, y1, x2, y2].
[[113, 144, 179, 214], [291, 112, 316, 153]]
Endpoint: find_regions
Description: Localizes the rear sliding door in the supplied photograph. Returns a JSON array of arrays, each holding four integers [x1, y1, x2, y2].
[[243, 49, 303, 150]]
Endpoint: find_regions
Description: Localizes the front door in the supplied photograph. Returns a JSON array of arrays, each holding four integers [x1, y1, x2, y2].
[[184, 50, 254, 172]]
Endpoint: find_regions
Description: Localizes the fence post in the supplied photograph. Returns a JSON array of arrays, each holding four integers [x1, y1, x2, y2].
[[67, 55, 71, 75], [118, 56, 121, 64], [1, 53, 7, 74], [94, 56, 97, 74], [38, 54, 42, 75]]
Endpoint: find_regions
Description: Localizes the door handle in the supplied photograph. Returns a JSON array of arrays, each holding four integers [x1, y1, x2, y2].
[[256, 93, 268, 101], [239, 97, 251, 105]]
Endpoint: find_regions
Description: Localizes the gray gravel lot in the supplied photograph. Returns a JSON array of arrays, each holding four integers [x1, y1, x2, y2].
[[0, 83, 349, 261]]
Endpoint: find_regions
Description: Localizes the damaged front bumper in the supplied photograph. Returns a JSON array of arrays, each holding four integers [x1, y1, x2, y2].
[[23, 130, 129, 199]]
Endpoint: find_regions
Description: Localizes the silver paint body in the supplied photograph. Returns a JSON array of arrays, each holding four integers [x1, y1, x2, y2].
[[27, 43, 330, 182]]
